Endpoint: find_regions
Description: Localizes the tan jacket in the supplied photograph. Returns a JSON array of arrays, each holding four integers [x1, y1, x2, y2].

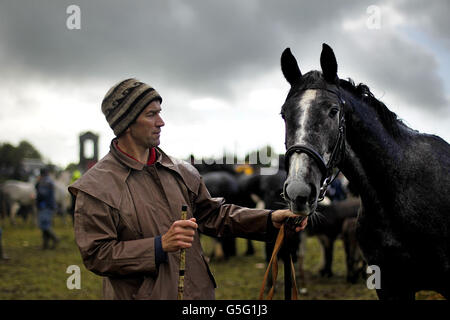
[[69, 140, 275, 300]]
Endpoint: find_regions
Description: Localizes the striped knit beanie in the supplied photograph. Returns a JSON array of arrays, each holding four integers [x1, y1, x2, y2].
[[101, 78, 162, 136]]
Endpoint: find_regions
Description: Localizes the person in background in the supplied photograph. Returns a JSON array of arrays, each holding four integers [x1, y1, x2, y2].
[[35, 167, 59, 249]]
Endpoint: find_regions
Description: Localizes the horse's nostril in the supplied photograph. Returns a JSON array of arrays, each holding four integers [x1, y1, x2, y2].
[[309, 184, 317, 203], [283, 182, 290, 201], [285, 180, 311, 205], [295, 195, 308, 208]]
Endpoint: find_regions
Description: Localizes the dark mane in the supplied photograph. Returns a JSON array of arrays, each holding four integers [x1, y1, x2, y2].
[[284, 71, 407, 138], [338, 78, 405, 137]]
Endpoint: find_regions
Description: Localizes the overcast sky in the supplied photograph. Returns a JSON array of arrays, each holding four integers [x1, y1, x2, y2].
[[0, 0, 449, 167]]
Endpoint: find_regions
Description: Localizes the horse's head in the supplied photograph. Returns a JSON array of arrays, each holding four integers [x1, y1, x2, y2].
[[280, 43, 346, 216]]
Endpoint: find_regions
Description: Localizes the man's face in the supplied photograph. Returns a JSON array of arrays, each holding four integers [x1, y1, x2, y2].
[[128, 100, 165, 148]]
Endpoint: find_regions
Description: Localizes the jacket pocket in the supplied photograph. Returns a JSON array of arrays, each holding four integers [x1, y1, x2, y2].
[[201, 254, 217, 288]]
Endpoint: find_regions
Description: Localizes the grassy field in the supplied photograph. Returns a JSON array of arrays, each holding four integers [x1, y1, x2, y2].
[[0, 216, 444, 300]]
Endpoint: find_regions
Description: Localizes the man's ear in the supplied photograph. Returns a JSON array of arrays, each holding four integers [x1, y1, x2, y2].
[[117, 127, 131, 139]]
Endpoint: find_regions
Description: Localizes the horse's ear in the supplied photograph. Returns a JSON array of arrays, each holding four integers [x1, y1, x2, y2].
[[320, 43, 338, 83], [281, 48, 302, 86]]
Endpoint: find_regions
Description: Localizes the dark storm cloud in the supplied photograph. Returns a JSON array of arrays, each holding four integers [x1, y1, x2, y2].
[[0, 0, 448, 110], [0, 1, 348, 94], [329, 32, 447, 111], [396, 0, 450, 47]]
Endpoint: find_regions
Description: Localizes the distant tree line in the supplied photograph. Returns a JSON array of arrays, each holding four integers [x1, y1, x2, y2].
[[0, 140, 42, 182]]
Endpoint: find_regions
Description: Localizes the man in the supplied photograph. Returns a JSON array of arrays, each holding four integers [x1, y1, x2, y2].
[[69, 78, 307, 300], [35, 167, 59, 249]]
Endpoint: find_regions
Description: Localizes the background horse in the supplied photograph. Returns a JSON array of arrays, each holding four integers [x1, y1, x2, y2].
[[192, 157, 256, 260], [312, 192, 361, 280], [0, 180, 36, 224], [280, 43, 450, 300], [0, 175, 71, 225]]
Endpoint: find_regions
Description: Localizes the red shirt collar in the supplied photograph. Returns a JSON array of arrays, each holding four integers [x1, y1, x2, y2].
[[114, 140, 156, 166]]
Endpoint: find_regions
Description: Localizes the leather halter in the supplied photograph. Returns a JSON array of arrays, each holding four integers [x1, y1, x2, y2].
[[284, 86, 346, 202]]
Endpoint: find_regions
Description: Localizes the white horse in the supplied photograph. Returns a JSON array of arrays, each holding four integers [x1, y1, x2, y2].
[[1, 180, 36, 224], [1, 171, 71, 225], [53, 172, 72, 220]]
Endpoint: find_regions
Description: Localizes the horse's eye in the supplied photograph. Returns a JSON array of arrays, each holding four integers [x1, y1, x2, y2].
[[329, 107, 339, 118]]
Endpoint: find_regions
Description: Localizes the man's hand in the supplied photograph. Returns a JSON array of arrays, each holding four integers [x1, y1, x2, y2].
[[271, 209, 308, 232], [162, 218, 198, 252]]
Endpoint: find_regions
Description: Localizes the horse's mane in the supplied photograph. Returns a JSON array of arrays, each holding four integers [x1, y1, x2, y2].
[[338, 78, 405, 137], [287, 71, 407, 138]]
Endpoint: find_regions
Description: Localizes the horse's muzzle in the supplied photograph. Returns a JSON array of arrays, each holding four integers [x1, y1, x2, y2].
[[283, 179, 317, 216]]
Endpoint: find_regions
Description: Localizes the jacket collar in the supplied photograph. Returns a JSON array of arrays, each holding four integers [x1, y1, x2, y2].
[[110, 139, 175, 171]]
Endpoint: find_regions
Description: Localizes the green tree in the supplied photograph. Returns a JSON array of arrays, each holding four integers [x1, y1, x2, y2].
[[17, 140, 42, 159], [65, 162, 80, 172], [0, 140, 42, 181], [0, 143, 18, 167]]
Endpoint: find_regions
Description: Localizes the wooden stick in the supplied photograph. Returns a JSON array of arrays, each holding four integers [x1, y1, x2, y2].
[[177, 205, 188, 300]]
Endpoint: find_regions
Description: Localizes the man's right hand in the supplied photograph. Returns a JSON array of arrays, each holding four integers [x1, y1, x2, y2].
[[161, 218, 198, 252]]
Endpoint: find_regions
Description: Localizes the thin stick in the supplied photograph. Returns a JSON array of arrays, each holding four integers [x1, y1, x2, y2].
[[177, 205, 188, 300]]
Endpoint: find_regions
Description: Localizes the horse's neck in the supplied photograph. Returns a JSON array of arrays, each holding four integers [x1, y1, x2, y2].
[[339, 99, 405, 209], [340, 143, 382, 211], [347, 98, 403, 165]]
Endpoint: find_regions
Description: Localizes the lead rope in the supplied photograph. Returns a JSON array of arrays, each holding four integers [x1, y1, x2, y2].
[[259, 224, 298, 300]]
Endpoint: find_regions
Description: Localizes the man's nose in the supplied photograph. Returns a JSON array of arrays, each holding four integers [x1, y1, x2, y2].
[[156, 114, 165, 127]]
